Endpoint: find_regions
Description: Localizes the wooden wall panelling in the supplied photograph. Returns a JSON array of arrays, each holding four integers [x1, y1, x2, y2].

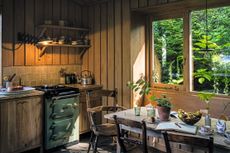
[[82, 6, 89, 70], [2, 0, 13, 67], [14, 0, 25, 66], [130, 0, 139, 9], [94, 4, 101, 85], [75, 4, 82, 65], [139, 0, 148, 8], [157, 0, 168, 5], [122, 0, 131, 108], [43, 0, 53, 65], [87, 6, 95, 74], [68, 1, 76, 65], [148, 0, 158, 5], [60, 0, 69, 65], [35, 0, 45, 65], [101, 3, 108, 123], [52, 0, 61, 65], [130, 13, 146, 107], [25, 0, 35, 65], [114, 0, 123, 106], [107, 0, 115, 106]]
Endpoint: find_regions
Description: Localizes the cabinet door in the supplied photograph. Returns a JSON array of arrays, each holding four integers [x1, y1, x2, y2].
[[0, 96, 42, 153], [16, 96, 42, 152], [0, 101, 17, 153]]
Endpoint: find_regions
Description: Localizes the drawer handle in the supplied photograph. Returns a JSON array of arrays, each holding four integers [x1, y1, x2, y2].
[[73, 103, 79, 109]]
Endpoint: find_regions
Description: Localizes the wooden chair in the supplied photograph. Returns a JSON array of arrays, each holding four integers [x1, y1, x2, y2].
[[86, 89, 126, 153], [113, 115, 148, 153], [162, 131, 214, 153]]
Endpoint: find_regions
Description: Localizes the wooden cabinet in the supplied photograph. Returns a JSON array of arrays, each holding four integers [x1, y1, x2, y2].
[[79, 89, 102, 134], [0, 96, 43, 153]]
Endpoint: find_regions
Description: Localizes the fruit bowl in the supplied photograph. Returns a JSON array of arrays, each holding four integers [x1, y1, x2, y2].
[[178, 109, 202, 125]]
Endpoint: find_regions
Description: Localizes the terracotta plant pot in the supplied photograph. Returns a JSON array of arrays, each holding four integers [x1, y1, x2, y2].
[[157, 105, 171, 121]]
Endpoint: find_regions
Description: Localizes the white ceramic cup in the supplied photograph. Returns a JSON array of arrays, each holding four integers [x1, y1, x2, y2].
[[216, 120, 226, 134]]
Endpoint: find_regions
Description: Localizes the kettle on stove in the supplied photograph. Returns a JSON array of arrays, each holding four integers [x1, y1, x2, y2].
[[81, 70, 93, 85]]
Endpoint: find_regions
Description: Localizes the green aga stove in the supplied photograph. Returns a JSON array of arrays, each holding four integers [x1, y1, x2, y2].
[[36, 85, 80, 150]]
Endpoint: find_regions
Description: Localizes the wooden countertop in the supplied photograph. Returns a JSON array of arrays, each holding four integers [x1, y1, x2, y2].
[[0, 90, 44, 101], [0, 84, 102, 101]]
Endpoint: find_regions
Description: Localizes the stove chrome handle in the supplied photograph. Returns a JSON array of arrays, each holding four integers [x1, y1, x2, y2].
[[52, 93, 80, 100]]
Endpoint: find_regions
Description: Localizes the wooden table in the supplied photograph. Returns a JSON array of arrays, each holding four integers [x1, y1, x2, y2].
[[104, 107, 230, 153]]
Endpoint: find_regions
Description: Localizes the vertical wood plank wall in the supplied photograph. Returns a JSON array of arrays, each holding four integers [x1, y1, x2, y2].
[[82, 0, 132, 108], [81, 0, 184, 108], [2, 0, 84, 67]]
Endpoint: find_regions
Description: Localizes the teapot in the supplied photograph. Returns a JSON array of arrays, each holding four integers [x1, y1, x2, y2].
[[81, 70, 93, 85]]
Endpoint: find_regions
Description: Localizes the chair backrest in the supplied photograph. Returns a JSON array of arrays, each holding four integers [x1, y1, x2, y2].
[[162, 131, 214, 153], [86, 89, 118, 108], [113, 115, 148, 153], [86, 89, 121, 132]]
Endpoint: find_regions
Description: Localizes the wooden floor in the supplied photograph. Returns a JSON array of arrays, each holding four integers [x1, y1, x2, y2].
[[23, 134, 117, 153]]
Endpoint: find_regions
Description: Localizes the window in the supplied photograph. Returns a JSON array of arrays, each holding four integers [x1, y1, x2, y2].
[[192, 6, 230, 95], [150, 6, 230, 95], [152, 18, 184, 85]]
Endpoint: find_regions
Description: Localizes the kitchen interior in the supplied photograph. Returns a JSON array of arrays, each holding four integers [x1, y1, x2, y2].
[[0, 0, 230, 153]]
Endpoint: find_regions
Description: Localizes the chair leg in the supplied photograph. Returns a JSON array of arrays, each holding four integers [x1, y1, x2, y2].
[[93, 136, 99, 153], [87, 131, 95, 153]]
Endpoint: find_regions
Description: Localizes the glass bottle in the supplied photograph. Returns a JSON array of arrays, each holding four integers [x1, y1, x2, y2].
[[205, 114, 211, 127]]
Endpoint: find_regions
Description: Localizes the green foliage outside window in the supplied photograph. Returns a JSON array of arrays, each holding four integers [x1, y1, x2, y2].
[[152, 6, 230, 95]]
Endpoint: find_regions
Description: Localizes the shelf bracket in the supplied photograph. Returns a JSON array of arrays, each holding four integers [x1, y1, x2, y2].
[[38, 47, 47, 59], [80, 48, 87, 59], [38, 27, 47, 38]]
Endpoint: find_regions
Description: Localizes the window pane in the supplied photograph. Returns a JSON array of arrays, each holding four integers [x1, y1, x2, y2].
[[152, 18, 184, 85], [192, 7, 230, 95]]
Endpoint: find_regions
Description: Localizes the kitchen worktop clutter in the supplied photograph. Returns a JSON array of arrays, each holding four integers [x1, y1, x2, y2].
[[59, 68, 94, 85]]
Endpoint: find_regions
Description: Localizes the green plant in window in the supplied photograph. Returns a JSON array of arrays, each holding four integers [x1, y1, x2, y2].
[[127, 75, 151, 96], [197, 92, 215, 112]]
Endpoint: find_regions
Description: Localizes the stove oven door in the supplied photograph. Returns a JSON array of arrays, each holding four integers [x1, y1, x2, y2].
[[49, 118, 73, 141], [45, 94, 80, 149], [50, 95, 79, 119]]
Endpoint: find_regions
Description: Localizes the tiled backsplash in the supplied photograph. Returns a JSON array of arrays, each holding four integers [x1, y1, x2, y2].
[[3, 65, 81, 86]]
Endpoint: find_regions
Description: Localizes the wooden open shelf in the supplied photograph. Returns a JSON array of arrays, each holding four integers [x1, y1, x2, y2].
[[37, 24, 90, 32], [36, 24, 90, 59], [37, 43, 91, 48], [37, 43, 91, 58]]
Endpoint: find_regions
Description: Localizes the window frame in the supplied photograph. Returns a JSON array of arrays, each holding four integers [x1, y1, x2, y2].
[[149, 11, 190, 93], [148, 3, 230, 97]]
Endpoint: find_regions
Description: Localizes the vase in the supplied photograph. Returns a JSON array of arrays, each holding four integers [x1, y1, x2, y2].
[[157, 105, 170, 121], [205, 114, 211, 127]]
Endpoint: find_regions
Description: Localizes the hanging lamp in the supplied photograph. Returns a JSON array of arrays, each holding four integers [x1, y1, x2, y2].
[[200, 0, 213, 53]]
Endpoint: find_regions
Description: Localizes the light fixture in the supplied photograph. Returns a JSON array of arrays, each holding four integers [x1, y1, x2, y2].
[[200, 0, 214, 54]]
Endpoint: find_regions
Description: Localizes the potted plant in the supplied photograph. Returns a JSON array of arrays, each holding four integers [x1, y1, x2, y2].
[[150, 94, 172, 121], [127, 75, 151, 106]]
